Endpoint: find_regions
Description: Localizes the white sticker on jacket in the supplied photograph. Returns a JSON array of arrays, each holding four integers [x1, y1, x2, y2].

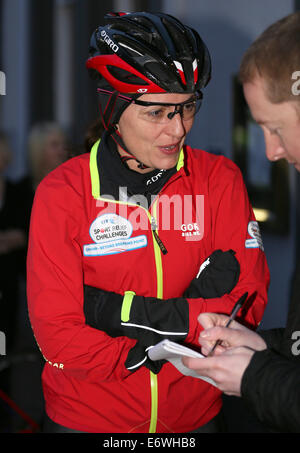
[[245, 220, 264, 251], [84, 213, 147, 256]]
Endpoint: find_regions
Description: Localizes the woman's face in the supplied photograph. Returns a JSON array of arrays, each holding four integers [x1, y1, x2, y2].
[[117, 93, 196, 172]]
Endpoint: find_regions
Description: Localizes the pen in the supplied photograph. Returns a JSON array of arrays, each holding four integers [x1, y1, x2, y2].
[[207, 292, 249, 357]]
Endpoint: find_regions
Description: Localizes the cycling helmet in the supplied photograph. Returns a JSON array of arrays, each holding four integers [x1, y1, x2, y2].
[[86, 11, 211, 94], [86, 11, 211, 168]]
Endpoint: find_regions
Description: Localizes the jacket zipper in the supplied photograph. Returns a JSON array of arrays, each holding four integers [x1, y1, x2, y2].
[[151, 216, 168, 255], [88, 196, 162, 433], [89, 140, 175, 434], [147, 199, 165, 433]]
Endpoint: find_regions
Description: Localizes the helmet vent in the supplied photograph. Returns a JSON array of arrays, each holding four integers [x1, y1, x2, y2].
[[162, 17, 192, 56], [119, 42, 144, 57], [107, 66, 148, 85], [144, 62, 173, 84]]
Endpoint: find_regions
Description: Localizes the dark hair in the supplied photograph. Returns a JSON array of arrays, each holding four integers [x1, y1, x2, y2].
[[84, 118, 104, 152]]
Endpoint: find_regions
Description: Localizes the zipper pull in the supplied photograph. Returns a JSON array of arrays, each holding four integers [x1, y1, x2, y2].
[[151, 217, 168, 255]]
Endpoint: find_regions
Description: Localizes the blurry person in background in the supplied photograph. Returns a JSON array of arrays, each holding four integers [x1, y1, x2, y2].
[[18, 121, 69, 236], [1, 122, 69, 432], [24, 121, 69, 192], [0, 132, 28, 431], [0, 133, 27, 255]]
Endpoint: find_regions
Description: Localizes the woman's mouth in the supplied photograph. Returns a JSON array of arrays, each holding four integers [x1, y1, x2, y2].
[[159, 143, 180, 155]]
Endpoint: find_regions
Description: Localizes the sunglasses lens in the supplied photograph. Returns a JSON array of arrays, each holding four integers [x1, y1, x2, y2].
[[135, 93, 202, 123]]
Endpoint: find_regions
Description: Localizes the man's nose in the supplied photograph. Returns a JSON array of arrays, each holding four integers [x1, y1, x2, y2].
[[264, 130, 286, 162]]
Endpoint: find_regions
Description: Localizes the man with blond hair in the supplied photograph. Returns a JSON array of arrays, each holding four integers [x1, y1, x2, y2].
[[183, 12, 300, 433]]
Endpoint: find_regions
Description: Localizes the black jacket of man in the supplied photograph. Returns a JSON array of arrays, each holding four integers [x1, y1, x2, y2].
[[241, 261, 300, 433]]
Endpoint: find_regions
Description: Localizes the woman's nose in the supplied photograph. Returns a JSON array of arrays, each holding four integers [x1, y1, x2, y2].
[[164, 111, 187, 138]]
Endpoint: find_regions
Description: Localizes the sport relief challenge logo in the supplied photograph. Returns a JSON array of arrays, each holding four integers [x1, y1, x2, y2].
[[83, 213, 147, 256], [245, 221, 264, 251]]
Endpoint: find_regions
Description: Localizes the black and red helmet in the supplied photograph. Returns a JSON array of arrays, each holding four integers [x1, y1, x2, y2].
[[86, 11, 211, 94]]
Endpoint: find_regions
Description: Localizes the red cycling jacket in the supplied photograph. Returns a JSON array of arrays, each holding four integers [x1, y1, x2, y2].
[[27, 141, 270, 433]]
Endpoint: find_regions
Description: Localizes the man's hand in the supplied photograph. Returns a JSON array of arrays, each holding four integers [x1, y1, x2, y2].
[[197, 313, 267, 356], [182, 346, 255, 396], [182, 313, 267, 395]]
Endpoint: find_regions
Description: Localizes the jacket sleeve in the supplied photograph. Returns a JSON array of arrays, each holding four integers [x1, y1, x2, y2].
[[185, 159, 270, 345], [241, 349, 300, 433], [258, 328, 285, 352], [27, 176, 135, 382]]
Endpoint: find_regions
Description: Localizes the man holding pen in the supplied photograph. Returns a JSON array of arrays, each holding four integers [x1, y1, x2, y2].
[[183, 12, 300, 433]]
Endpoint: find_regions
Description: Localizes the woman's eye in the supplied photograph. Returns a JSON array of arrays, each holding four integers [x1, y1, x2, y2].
[[148, 109, 164, 117], [183, 102, 196, 112], [147, 108, 166, 118]]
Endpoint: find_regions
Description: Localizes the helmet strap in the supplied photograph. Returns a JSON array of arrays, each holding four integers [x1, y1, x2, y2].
[[97, 89, 150, 170], [98, 90, 119, 131], [109, 125, 149, 170]]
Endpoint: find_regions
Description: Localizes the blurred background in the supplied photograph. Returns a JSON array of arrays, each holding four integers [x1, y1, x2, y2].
[[0, 0, 299, 433]]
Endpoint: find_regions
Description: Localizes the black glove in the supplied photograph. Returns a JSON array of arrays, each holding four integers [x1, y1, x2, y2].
[[84, 249, 240, 373], [125, 341, 165, 374], [84, 286, 188, 344], [84, 287, 184, 373], [183, 249, 240, 298]]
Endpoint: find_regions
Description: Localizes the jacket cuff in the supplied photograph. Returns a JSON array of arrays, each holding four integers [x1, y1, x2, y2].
[[257, 328, 285, 351]]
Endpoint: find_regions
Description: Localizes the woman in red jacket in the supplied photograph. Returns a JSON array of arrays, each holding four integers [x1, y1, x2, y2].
[[27, 11, 269, 433]]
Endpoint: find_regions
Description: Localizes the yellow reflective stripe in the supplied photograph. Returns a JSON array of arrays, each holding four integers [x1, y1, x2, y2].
[[151, 200, 163, 299], [148, 199, 162, 433], [149, 372, 158, 433], [90, 139, 101, 199], [88, 147, 164, 434], [176, 148, 184, 171], [121, 291, 135, 322]]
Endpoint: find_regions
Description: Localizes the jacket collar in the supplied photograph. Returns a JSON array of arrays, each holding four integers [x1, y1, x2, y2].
[[89, 137, 186, 200]]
